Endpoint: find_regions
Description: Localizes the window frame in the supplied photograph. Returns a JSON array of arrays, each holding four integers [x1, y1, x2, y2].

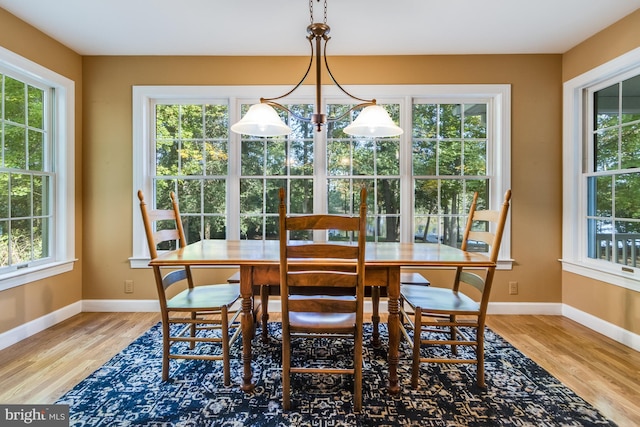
[[563, 46, 640, 291], [0, 46, 76, 291], [131, 84, 511, 268]]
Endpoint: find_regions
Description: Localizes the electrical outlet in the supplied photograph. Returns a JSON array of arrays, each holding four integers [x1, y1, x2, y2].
[[124, 280, 134, 293], [508, 281, 518, 295]]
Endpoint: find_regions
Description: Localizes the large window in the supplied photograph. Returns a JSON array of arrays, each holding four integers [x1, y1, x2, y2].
[[0, 47, 75, 291], [132, 85, 510, 267], [563, 48, 640, 290]]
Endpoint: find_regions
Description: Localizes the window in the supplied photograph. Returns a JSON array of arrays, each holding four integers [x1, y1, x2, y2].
[[563, 47, 640, 290], [132, 85, 510, 267], [0, 47, 75, 291]]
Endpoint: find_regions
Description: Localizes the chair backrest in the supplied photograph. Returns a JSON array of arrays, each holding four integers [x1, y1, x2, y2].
[[138, 190, 193, 294], [456, 189, 512, 297], [278, 187, 367, 318]]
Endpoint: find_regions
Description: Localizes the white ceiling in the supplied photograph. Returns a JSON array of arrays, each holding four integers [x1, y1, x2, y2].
[[1, 0, 640, 56]]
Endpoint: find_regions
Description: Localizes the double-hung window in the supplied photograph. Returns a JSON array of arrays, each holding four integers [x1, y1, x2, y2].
[[132, 85, 510, 267], [0, 47, 75, 290], [563, 48, 640, 290]]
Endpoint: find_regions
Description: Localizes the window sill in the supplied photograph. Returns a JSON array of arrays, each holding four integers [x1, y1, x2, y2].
[[561, 259, 640, 292], [0, 260, 77, 292]]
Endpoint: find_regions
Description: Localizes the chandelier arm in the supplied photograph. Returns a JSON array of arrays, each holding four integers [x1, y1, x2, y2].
[[263, 100, 313, 123], [326, 101, 376, 123], [260, 37, 315, 104], [323, 38, 376, 105]]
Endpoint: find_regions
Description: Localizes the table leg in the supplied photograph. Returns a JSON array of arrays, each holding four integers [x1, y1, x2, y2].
[[387, 266, 401, 395], [371, 286, 381, 347], [240, 265, 255, 392]]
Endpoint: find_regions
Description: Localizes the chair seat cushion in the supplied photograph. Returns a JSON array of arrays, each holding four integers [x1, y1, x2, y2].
[[401, 284, 479, 313], [289, 311, 356, 332], [167, 283, 240, 310]]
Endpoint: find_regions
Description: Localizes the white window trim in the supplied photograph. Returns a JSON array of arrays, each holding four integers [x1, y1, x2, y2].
[[0, 46, 76, 291], [131, 84, 511, 269], [562, 46, 640, 291]]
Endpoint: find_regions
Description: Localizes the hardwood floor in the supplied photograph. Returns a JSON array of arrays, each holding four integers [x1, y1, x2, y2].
[[0, 312, 638, 426]]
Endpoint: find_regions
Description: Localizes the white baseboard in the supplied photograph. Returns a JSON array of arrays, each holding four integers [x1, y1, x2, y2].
[[1, 299, 637, 353], [0, 301, 82, 351], [562, 304, 640, 352], [82, 299, 159, 312]]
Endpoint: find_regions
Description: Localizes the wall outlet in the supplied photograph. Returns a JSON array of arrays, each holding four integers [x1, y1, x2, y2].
[[508, 281, 518, 295], [124, 280, 134, 293]]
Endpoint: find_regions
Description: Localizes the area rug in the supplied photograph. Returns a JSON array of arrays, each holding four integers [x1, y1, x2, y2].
[[56, 322, 616, 426]]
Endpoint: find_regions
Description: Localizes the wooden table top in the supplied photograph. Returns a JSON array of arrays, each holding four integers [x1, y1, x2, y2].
[[149, 240, 494, 268]]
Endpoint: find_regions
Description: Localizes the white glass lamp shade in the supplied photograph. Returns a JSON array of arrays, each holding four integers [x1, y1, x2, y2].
[[231, 103, 292, 136], [343, 105, 404, 137]]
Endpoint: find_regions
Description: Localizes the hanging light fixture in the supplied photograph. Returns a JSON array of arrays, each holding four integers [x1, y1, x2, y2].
[[231, 0, 403, 138]]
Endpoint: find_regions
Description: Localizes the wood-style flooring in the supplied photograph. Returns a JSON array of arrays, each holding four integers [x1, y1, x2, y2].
[[0, 312, 638, 426]]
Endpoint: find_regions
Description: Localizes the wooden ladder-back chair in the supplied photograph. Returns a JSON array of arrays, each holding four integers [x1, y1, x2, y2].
[[138, 190, 242, 385], [278, 187, 367, 412], [400, 189, 511, 389]]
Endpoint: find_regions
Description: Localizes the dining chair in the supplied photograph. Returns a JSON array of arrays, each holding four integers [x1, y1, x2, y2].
[[138, 190, 242, 385], [399, 189, 511, 389], [278, 187, 367, 412]]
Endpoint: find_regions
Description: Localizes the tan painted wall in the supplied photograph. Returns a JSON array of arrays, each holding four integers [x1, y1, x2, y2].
[[0, 9, 83, 334], [561, 9, 640, 335], [82, 54, 563, 303]]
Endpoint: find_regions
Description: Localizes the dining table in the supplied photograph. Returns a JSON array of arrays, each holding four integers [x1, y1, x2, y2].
[[148, 239, 495, 394]]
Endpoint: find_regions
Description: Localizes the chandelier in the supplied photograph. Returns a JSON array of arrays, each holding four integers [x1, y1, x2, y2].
[[230, 0, 403, 138]]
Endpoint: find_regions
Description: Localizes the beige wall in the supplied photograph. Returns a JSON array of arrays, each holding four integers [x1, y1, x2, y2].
[[0, 9, 83, 334], [561, 9, 640, 335], [82, 54, 563, 303], [2, 5, 639, 340]]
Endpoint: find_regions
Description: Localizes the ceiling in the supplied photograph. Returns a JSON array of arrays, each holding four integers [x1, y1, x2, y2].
[[1, 0, 640, 56]]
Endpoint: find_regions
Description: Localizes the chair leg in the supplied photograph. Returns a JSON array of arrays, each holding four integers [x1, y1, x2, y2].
[[222, 306, 231, 386], [261, 286, 270, 343], [476, 326, 486, 388], [411, 309, 422, 389], [190, 312, 197, 350], [162, 320, 171, 381], [354, 327, 363, 412], [450, 314, 457, 355], [282, 328, 291, 410]]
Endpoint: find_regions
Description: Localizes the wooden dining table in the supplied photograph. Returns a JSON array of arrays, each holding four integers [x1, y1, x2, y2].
[[149, 239, 494, 394]]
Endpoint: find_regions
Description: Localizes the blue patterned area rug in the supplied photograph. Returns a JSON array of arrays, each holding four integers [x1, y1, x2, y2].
[[56, 322, 616, 426]]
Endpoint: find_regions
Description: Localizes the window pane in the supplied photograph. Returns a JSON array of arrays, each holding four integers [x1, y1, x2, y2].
[[4, 76, 25, 124], [203, 179, 225, 214], [156, 140, 179, 176], [205, 141, 228, 175], [594, 128, 618, 171], [181, 141, 204, 175], [240, 179, 263, 214], [27, 85, 44, 129], [327, 140, 351, 175], [11, 174, 31, 218], [241, 141, 264, 176], [290, 179, 313, 214], [412, 140, 437, 176], [266, 140, 286, 176], [595, 83, 619, 130], [376, 140, 399, 175], [289, 140, 313, 176], [0, 220, 8, 267], [620, 122, 640, 169], [28, 130, 44, 171], [463, 104, 487, 138], [440, 104, 462, 139], [204, 104, 229, 139], [463, 141, 487, 175], [177, 180, 201, 213], [438, 141, 462, 176], [353, 139, 374, 175], [615, 173, 640, 219], [4, 124, 26, 169], [621, 75, 640, 124], [181, 105, 203, 139]]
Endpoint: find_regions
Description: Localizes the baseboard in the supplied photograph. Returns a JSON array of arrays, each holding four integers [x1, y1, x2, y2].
[[1, 299, 637, 353], [562, 304, 640, 352], [82, 299, 159, 312], [0, 301, 82, 351]]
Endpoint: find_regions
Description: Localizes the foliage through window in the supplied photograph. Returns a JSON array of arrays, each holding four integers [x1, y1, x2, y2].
[[412, 103, 489, 250], [0, 72, 51, 271], [587, 74, 640, 268], [133, 85, 510, 266]]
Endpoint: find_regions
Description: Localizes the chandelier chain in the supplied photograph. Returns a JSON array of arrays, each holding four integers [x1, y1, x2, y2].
[[309, 0, 328, 25]]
